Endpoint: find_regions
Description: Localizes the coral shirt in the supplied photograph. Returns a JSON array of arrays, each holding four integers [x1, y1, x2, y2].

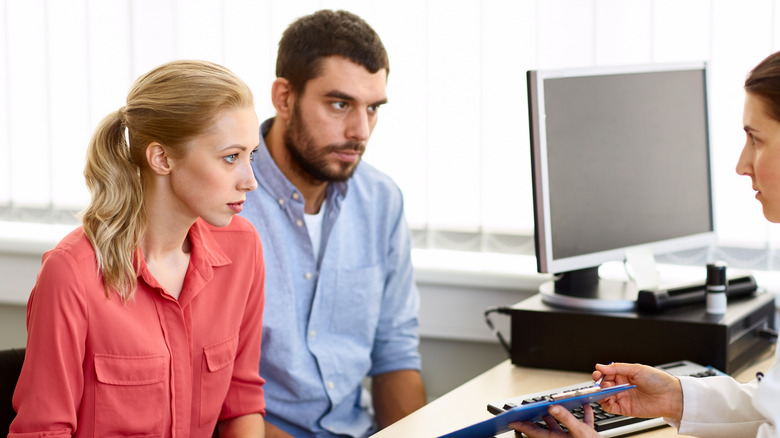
[[10, 217, 266, 438]]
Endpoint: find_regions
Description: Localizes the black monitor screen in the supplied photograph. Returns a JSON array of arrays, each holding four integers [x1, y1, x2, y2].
[[528, 63, 715, 309], [545, 69, 712, 259]]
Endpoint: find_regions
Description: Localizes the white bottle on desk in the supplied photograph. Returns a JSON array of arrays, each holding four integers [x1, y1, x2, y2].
[[706, 262, 728, 315]]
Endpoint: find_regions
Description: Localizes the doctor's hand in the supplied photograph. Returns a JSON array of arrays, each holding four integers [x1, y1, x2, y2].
[[592, 362, 683, 421], [508, 404, 602, 438]]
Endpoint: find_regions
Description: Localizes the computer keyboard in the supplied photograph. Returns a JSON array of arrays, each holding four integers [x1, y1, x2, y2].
[[486, 360, 724, 437]]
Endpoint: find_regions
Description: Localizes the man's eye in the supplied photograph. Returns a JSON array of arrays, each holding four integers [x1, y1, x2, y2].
[[333, 102, 347, 110]]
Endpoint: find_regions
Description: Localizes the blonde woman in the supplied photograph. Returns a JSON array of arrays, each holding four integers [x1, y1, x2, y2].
[[10, 60, 266, 437]]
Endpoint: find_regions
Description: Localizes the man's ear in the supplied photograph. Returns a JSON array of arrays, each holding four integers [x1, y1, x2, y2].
[[271, 77, 295, 121], [145, 142, 172, 175]]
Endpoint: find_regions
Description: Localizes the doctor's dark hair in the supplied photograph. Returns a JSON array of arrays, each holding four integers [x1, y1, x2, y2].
[[745, 50, 780, 122], [276, 9, 389, 94], [81, 60, 253, 302]]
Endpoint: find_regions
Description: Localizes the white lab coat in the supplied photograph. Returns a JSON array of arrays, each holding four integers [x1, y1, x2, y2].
[[666, 346, 779, 437]]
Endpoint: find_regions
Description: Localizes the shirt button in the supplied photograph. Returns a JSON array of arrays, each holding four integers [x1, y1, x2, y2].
[[292, 193, 300, 200], [304, 272, 313, 280], [309, 330, 316, 337], [327, 381, 334, 389], [296, 219, 304, 227], [277, 198, 285, 206]]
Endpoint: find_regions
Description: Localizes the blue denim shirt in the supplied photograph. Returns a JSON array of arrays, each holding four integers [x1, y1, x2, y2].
[[240, 119, 422, 438]]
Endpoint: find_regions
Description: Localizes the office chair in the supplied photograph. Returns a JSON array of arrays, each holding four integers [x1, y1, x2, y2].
[[0, 348, 25, 434]]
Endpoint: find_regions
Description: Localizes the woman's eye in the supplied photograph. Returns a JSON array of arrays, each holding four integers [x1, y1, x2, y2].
[[250, 148, 258, 161], [224, 154, 238, 164]]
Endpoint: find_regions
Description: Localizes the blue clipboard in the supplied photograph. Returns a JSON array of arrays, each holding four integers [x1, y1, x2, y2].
[[437, 383, 635, 438]]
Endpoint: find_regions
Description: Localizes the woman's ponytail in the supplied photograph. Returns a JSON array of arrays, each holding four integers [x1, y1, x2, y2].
[[82, 110, 145, 301]]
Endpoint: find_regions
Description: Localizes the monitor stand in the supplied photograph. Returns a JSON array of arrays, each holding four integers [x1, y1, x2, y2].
[[539, 267, 638, 312]]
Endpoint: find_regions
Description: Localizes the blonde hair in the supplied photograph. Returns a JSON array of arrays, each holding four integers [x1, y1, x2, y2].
[[82, 60, 254, 301]]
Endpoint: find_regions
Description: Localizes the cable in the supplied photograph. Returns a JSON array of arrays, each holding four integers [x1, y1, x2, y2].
[[484, 306, 513, 356], [756, 326, 778, 341]]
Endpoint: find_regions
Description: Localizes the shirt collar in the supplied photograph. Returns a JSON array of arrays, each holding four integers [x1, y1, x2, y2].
[[136, 218, 232, 292], [186, 218, 232, 277]]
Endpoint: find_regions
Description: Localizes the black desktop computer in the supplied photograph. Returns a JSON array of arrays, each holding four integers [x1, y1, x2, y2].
[[508, 291, 776, 374], [518, 62, 776, 375]]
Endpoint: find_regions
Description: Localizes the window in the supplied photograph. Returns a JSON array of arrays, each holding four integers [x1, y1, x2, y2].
[[2, 0, 780, 270]]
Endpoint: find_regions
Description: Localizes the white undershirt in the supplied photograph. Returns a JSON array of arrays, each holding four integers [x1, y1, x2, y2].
[[303, 199, 326, 262]]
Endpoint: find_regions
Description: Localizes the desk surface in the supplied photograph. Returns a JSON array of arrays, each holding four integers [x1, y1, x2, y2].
[[372, 350, 776, 438]]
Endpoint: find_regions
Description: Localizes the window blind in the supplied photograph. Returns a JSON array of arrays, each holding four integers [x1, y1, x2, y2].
[[1, 0, 779, 264]]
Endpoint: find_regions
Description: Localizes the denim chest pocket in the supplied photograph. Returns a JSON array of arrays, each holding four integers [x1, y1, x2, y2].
[[93, 353, 168, 437], [199, 333, 239, 426], [330, 264, 383, 336]]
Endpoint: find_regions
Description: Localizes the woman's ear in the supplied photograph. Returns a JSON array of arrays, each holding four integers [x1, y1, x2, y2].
[[145, 142, 172, 175], [271, 77, 294, 121]]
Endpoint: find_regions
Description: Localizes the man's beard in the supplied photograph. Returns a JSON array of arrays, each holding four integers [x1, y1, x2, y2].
[[283, 105, 365, 183]]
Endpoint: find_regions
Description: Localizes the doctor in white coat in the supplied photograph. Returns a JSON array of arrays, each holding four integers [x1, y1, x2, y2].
[[511, 50, 780, 438]]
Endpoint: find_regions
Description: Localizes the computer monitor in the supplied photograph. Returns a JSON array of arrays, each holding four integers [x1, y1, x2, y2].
[[527, 62, 716, 312]]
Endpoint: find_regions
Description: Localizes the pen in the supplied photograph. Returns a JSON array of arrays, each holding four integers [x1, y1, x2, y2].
[[550, 386, 602, 401], [594, 362, 614, 387]]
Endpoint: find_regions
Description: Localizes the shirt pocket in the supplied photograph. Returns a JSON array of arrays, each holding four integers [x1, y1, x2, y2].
[[199, 333, 239, 426], [331, 264, 383, 337], [93, 353, 167, 437]]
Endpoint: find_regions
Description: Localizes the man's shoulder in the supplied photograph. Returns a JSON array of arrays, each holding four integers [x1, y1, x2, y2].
[[351, 161, 403, 199]]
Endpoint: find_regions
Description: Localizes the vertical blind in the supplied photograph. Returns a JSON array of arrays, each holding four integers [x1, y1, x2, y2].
[[2, 0, 780, 258]]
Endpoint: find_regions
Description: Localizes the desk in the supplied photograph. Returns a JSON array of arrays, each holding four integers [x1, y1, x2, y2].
[[372, 351, 776, 438]]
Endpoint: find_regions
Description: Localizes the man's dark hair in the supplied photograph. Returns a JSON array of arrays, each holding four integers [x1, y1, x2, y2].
[[276, 9, 389, 94]]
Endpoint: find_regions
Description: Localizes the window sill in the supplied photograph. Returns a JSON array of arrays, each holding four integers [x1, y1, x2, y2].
[[411, 248, 551, 291], [1, 222, 779, 311], [0, 221, 77, 255]]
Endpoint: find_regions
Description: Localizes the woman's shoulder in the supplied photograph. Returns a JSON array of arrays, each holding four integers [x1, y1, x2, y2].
[[47, 226, 96, 261], [35, 227, 98, 298]]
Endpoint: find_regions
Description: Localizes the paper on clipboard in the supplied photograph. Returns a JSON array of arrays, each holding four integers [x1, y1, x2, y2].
[[437, 384, 635, 438]]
